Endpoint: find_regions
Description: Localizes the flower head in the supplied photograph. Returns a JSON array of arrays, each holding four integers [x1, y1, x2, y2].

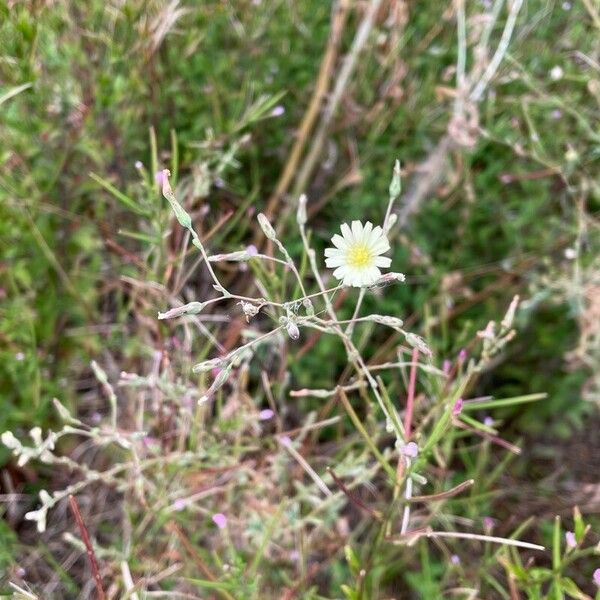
[[212, 513, 228, 529], [325, 221, 391, 287]]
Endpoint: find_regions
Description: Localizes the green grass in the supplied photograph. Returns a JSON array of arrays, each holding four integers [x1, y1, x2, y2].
[[1, 0, 599, 597]]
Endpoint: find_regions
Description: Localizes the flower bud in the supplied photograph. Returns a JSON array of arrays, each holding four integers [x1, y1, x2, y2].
[[162, 169, 192, 230], [370, 314, 404, 329], [192, 357, 224, 373], [405, 332, 432, 356], [297, 194, 307, 226], [208, 250, 251, 262], [389, 159, 402, 200], [368, 272, 405, 290], [158, 301, 205, 320], [501, 294, 519, 330], [452, 398, 463, 417], [303, 298, 314, 316], [384, 213, 398, 232], [257, 213, 277, 241]]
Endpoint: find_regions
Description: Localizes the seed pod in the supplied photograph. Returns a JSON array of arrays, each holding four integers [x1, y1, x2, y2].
[[286, 320, 300, 340]]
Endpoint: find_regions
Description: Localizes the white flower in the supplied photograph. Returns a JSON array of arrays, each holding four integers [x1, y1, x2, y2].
[[324, 221, 391, 287]]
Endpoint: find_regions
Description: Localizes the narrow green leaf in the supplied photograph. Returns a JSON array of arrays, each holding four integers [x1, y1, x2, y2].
[[0, 82, 32, 106], [462, 393, 547, 411], [90, 172, 150, 216]]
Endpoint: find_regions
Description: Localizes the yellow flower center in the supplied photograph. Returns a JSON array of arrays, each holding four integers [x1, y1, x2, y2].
[[347, 243, 372, 268]]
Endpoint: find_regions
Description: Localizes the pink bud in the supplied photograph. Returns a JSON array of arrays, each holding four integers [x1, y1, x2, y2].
[[212, 513, 227, 529], [270, 105, 285, 117], [450, 554, 460, 565], [442, 359, 451, 375], [154, 171, 165, 187], [452, 398, 463, 417], [458, 349, 467, 363], [483, 517, 495, 532], [565, 531, 576, 548], [594, 568, 600, 587], [258, 409, 274, 421], [246, 244, 258, 257], [279, 435, 292, 447], [173, 498, 186, 511]]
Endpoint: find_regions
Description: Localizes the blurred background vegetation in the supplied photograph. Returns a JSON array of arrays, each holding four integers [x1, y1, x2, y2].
[[1, 0, 599, 597]]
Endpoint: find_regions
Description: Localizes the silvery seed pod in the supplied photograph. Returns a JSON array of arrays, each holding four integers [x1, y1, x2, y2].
[[286, 320, 300, 340]]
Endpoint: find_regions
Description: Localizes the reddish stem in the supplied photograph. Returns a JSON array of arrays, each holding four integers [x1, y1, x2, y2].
[[68, 495, 106, 600], [403, 347, 419, 439]]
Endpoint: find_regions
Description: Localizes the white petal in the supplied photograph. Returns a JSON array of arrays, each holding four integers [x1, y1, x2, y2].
[[325, 256, 346, 267], [374, 256, 391, 267], [325, 247, 344, 257], [362, 221, 373, 242], [345, 273, 360, 287], [371, 236, 390, 254], [340, 223, 352, 242], [365, 267, 381, 285], [351, 220, 362, 241], [333, 266, 350, 280], [331, 234, 349, 250]]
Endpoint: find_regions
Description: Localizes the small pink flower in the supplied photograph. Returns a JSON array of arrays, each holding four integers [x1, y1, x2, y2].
[[279, 435, 292, 447], [246, 244, 258, 257], [452, 398, 463, 417], [442, 359, 451, 375], [458, 348, 467, 363], [483, 516, 495, 532], [212, 513, 227, 529], [565, 531, 576, 548], [270, 105, 285, 117], [450, 554, 460, 565], [401, 442, 419, 458], [483, 416, 494, 426], [154, 171, 165, 187], [593, 568, 600, 587], [258, 409, 274, 421], [173, 498, 186, 511]]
